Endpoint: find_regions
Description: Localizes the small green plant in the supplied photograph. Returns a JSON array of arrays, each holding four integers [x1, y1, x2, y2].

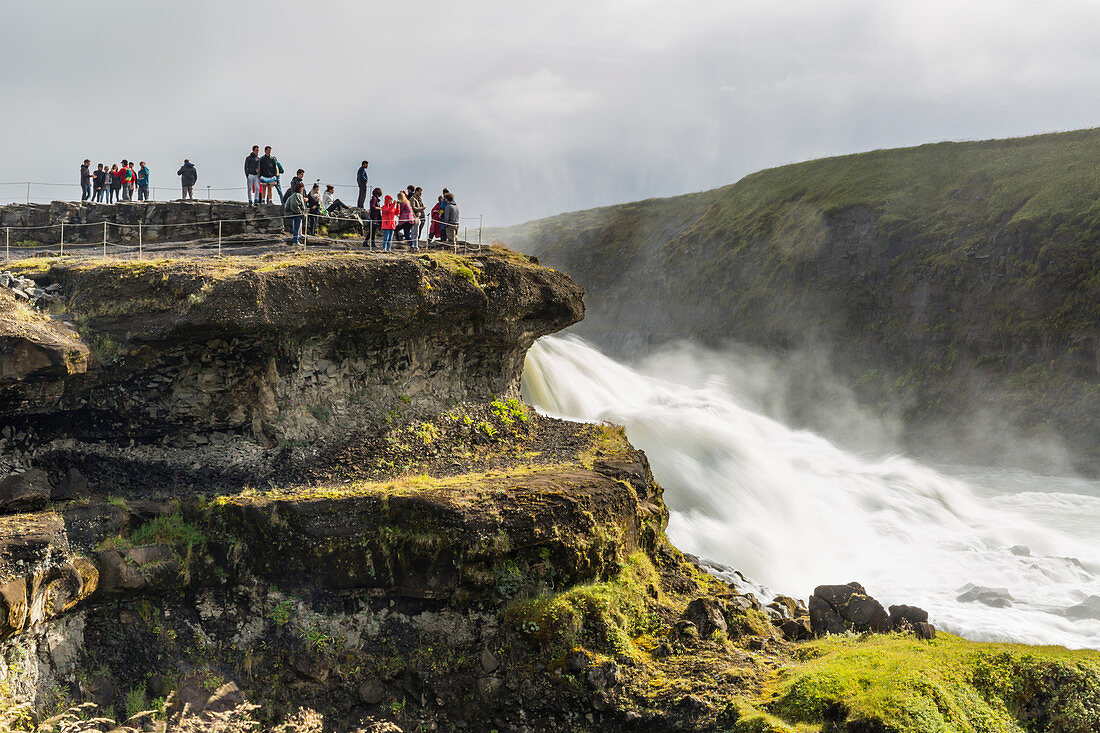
[[454, 266, 478, 285], [412, 422, 439, 444], [123, 684, 148, 719], [476, 421, 499, 438], [271, 600, 296, 627]]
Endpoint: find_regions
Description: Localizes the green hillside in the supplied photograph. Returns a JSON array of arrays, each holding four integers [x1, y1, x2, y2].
[[495, 128, 1100, 470]]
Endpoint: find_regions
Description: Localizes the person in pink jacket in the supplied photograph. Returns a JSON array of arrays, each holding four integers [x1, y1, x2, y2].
[[396, 192, 418, 251], [380, 194, 399, 252]]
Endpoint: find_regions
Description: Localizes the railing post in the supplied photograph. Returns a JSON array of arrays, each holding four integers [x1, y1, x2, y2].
[[5, 227, 8, 261], [138, 222, 143, 259], [218, 220, 222, 256], [479, 215, 483, 250], [60, 222, 64, 256], [207, 185, 211, 200], [25, 182, 29, 204], [102, 221, 107, 258]]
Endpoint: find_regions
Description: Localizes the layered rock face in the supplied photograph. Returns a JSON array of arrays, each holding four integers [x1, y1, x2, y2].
[[1, 251, 582, 482]]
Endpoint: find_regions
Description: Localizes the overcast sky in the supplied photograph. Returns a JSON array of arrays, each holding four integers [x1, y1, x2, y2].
[[2, 0, 1100, 225]]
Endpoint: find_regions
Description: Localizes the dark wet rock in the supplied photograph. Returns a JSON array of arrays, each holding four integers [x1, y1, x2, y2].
[[810, 583, 891, 636], [358, 678, 385, 705], [480, 648, 500, 674], [93, 545, 178, 595], [913, 622, 937, 640], [586, 661, 622, 690], [0, 469, 50, 514], [889, 604, 929, 630], [52, 467, 89, 501], [780, 617, 813, 641], [683, 597, 728, 638], [566, 649, 590, 674]]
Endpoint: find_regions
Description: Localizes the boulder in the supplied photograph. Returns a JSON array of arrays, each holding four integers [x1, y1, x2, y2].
[[809, 583, 891, 636], [52, 468, 89, 501], [682, 597, 728, 638], [889, 604, 929, 629], [779, 617, 812, 641], [204, 682, 243, 713], [913, 622, 937, 640], [358, 678, 385, 705], [93, 545, 179, 595], [956, 584, 1014, 608], [0, 469, 50, 514]]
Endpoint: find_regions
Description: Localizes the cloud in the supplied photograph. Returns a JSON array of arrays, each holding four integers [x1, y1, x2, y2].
[[1, 0, 1099, 224]]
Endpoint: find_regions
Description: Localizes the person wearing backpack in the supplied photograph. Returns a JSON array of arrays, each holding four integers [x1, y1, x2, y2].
[[284, 180, 307, 245], [137, 162, 150, 201], [441, 192, 459, 244], [119, 160, 136, 201], [177, 159, 197, 200]]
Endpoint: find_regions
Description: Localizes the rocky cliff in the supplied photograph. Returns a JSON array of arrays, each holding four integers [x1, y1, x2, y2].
[[0, 245, 1097, 733], [492, 128, 1100, 471]]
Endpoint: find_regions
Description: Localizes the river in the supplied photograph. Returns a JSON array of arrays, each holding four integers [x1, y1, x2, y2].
[[521, 335, 1100, 650]]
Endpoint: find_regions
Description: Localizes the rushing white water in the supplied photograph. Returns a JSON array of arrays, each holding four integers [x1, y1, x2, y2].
[[522, 335, 1100, 650]]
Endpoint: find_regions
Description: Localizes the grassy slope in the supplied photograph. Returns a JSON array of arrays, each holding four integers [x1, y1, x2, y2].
[[494, 128, 1100, 467]]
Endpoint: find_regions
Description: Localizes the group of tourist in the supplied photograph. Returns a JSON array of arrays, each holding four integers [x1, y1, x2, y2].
[[77, 151, 464, 249], [81, 159, 150, 203]]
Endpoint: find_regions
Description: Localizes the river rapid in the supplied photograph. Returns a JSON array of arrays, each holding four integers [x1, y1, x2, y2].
[[521, 335, 1100, 650]]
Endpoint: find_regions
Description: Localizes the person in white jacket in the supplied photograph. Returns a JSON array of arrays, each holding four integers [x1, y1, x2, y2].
[[322, 184, 349, 213]]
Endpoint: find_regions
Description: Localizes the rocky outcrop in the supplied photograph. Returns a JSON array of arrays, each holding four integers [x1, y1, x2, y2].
[[0, 251, 582, 481], [0, 512, 97, 640], [808, 582, 935, 639]]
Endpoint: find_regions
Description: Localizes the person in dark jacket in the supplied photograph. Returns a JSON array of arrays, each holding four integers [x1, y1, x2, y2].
[[356, 161, 370, 208], [93, 164, 107, 203], [283, 169, 305, 204], [441, 192, 459, 244], [364, 187, 383, 247], [109, 164, 122, 203], [177, 160, 197, 200], [258, 146, 279, 204], [80, 160, 92, 201], [284, 180, 307, 245], [245, 146, 260, 205], [306, 183, 322, 236]]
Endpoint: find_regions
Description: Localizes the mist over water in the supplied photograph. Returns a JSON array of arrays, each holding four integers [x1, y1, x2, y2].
[[522, 335, 1100, 650]]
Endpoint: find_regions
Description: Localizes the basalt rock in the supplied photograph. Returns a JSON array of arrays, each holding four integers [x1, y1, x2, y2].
[[809, 583, 892, 636]]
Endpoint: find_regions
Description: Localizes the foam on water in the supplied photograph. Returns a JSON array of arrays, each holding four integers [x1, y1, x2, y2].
[[522, 335, 1100, 650]]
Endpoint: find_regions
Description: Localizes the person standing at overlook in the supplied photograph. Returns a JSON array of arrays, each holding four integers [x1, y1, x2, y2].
[[428, 195, 443, 245], [365, 187, 382, 247], [120, 160, 136, 201], [380, 194, 398, 252], [356, 161, 370, 208], [177, 159, 197, 200], [80, 160, 92, 201], [284, 169, 305, 203], [411, 187, 426, 243], [284, 180, 307, 245], [441, 192, 459, 244], [93, 164, 107, 203], [396, 191, 417, 250], [258, 146, 279, 204], [137, 162, 150, 201], [245, 146, 260, 205], [109, 164, 122, 203]]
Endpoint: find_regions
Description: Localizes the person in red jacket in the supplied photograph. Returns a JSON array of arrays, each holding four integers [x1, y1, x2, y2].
[[380, 194, 398, 252], [428, 195, 444, 246]]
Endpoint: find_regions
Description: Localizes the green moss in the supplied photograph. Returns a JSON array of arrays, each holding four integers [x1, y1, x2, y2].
[[506, 552, 662, 663], [765, 633, 1100, 733]]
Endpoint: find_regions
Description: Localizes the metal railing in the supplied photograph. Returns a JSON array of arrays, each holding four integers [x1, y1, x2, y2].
[[1, 210, 483, 262]]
